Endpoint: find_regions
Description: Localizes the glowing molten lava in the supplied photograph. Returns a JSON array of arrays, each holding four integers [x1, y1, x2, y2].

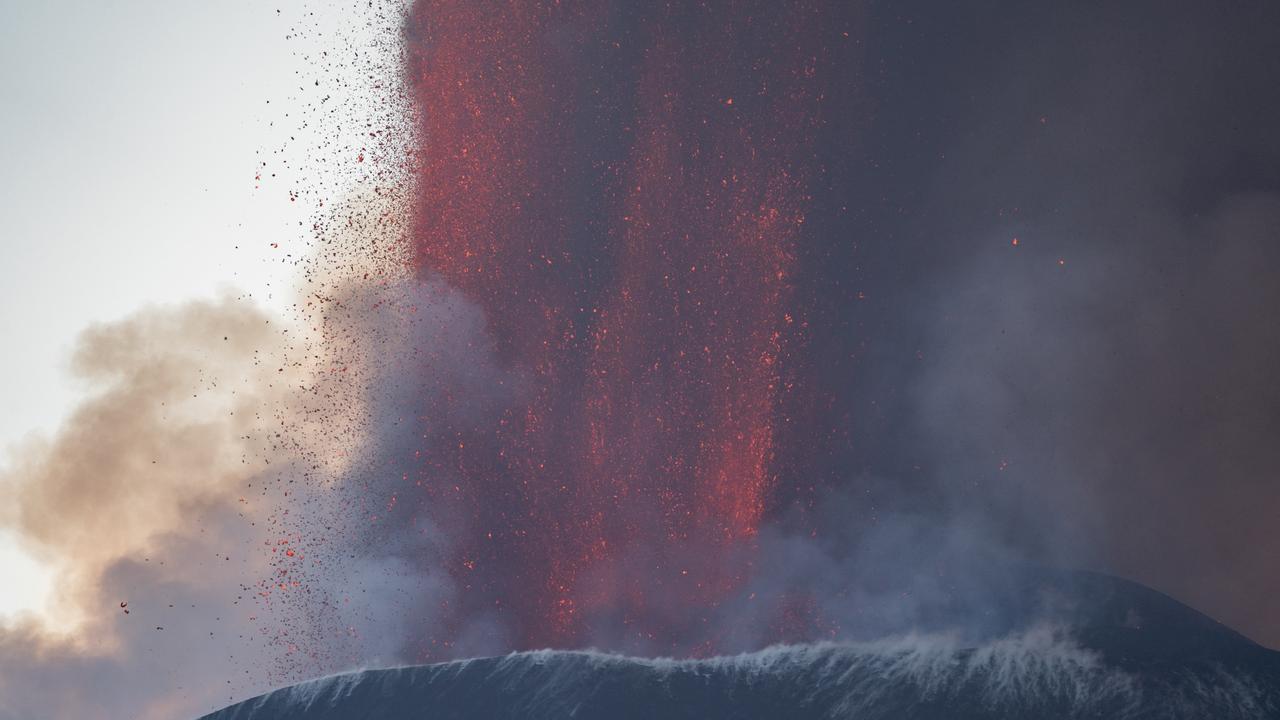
[[405, 1, 839, 653]]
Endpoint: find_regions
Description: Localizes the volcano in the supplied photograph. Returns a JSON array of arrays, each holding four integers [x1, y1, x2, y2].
[[200, 570, 1280, 719]]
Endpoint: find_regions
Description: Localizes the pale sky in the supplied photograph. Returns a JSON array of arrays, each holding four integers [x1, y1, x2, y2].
[[0, 0, 395, 620]]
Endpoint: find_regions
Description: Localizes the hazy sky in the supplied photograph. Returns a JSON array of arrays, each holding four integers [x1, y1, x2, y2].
[[0, 0, 378, 620]]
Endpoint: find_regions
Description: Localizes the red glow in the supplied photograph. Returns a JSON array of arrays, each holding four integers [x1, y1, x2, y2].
[[405, 2, 837, 653]]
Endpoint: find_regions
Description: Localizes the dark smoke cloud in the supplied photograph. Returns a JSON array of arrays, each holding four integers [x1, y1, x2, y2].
[[912, 194, 1280, 643], [826, 0, 1280, 646]]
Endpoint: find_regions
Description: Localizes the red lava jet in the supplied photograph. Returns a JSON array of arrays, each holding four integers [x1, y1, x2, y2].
[[404, 1, 852, 654]]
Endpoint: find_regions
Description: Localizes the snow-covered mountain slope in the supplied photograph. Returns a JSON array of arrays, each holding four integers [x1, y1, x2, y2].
[[202, 571, 1280, 719]]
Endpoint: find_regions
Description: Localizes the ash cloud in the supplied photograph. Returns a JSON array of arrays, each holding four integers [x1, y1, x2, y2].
[[0, 174, 512, 717], [0, 273, 505, 718], [275, 272, 523, 665], [824, 0, 1280, 646], [0, 297, 297, 719]]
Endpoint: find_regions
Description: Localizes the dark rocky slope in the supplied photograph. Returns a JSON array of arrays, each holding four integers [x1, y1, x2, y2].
[[202, 571, 1280, 719]]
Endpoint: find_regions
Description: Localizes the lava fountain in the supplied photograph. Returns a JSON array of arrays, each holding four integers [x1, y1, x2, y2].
[[404, 1, 851, 654]]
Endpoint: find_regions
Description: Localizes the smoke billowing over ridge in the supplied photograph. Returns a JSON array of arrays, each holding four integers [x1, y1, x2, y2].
[[4, 1, 1280, 719]]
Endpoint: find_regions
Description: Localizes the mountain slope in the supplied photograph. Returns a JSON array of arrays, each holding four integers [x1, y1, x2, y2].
[[202, 571, 1280, 719]]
